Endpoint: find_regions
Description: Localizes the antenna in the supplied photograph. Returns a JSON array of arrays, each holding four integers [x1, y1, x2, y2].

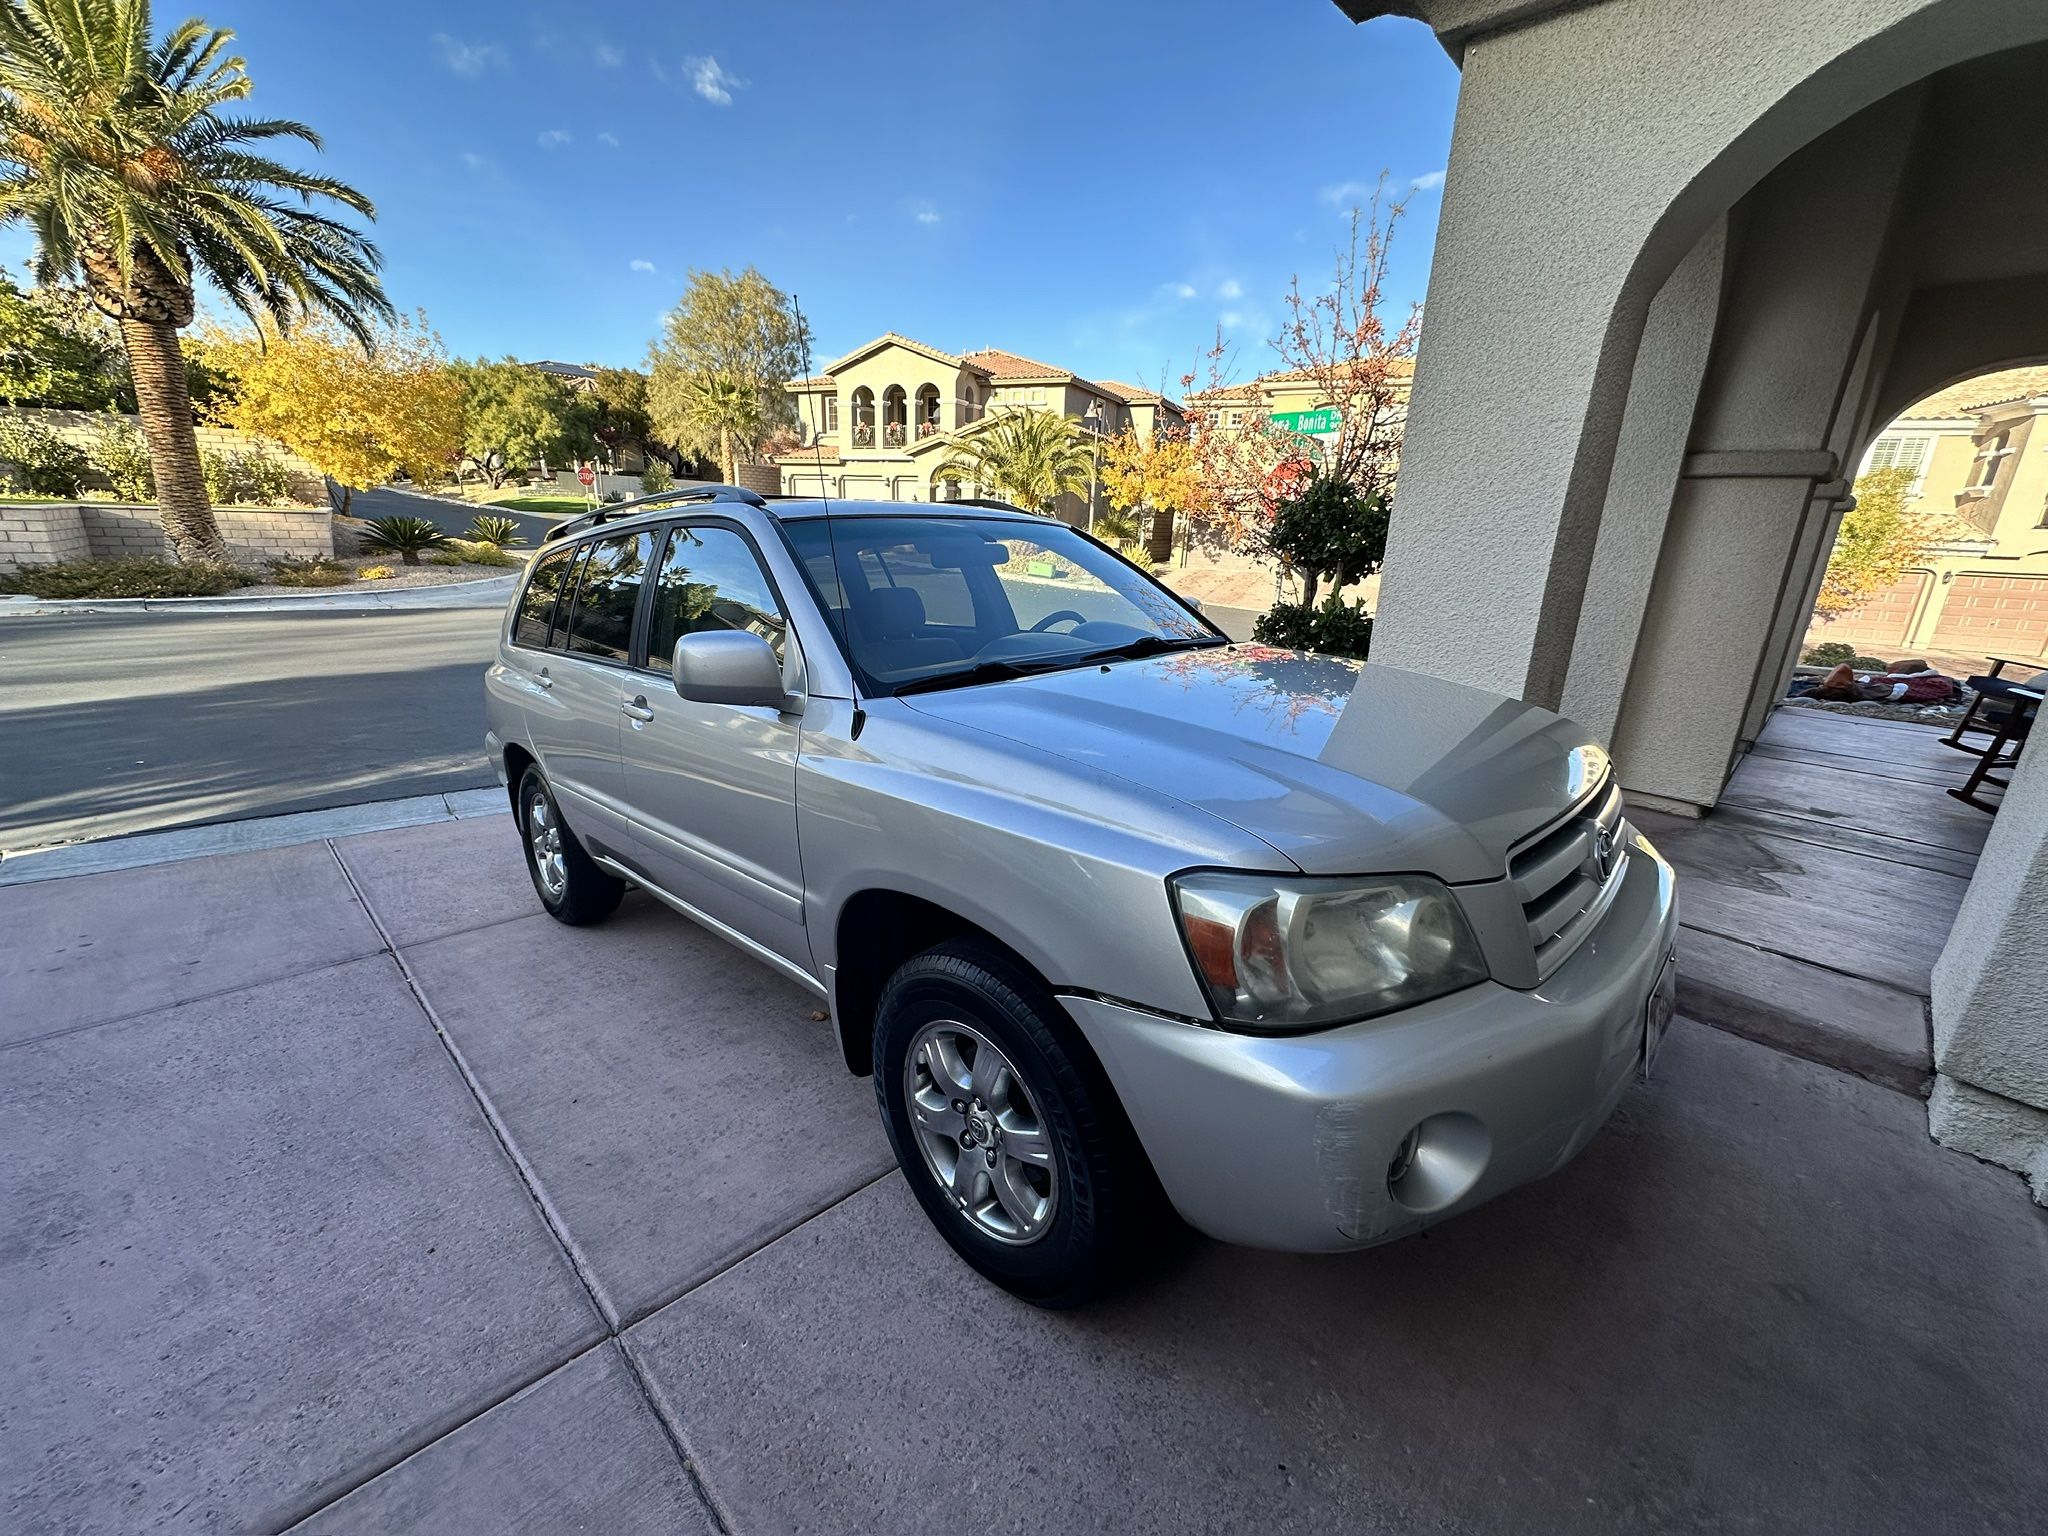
[[788, 293, 859, 705]]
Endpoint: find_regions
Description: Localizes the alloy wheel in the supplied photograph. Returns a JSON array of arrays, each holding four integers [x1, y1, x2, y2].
[[904, 1019, 1059, 1244], [527, 791, 567, 901]]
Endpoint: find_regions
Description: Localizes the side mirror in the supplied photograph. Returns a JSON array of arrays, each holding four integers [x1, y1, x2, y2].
[[671, 631, 796, 711], [1184, 596, 1205, 613]]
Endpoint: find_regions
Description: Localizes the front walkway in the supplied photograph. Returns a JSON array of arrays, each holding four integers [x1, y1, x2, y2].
[[3, 724, 2044, 1532]]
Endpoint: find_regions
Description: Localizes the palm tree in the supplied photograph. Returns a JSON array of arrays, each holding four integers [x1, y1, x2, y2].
[[937, 410, 1094, 517], [669, 371, 761, 484], [0, 1, 391, 561]]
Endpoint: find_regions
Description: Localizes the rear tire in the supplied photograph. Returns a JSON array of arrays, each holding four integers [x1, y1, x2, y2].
[[873, 939, 1159, 1308], [517, 765, 624, 926]]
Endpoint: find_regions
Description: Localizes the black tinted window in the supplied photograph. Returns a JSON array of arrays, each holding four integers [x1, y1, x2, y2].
[[647, 525, 787, 667], [562, 532, 651, 661], [512, 547, 573, 649]]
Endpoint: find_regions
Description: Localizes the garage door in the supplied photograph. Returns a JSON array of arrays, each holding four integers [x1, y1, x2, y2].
[[1930, 574, 2048, 659], [1808, 571, 1928, 652]]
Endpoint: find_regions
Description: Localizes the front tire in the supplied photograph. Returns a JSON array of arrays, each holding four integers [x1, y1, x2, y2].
[[517, 766, 624, 926], [873, 940, 1159, 1308]]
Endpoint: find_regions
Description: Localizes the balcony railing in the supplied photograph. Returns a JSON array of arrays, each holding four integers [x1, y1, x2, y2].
[[883, 422, 907, 448], [917, 421, 941, 439], [851, 424, 875, 448]]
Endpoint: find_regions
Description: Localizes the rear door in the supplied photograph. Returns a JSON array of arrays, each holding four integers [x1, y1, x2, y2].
[[616, 519, 808, 969], [521, 531, 652, 849]]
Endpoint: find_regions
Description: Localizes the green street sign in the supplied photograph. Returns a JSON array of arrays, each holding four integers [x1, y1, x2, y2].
[[1271, 407, 1340, 435]]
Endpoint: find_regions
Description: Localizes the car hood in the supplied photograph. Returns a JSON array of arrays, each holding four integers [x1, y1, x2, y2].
[[900, 645, 1606, 883]]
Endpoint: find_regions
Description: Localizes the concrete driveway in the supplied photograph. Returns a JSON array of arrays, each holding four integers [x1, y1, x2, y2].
[[5, 812, 2046, 1533]]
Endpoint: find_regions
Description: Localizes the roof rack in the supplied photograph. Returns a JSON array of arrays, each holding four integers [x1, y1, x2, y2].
[[541, 483, 768, 543], [945, 497, 1034, 514]]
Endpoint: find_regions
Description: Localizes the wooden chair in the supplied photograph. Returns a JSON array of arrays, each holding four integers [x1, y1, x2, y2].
[[1946, 675, 2039, 812]]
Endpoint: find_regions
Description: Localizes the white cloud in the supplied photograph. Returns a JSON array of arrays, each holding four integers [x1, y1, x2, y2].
[[458, 150, 487, 172], [433, 34, 506, 77], [1167, 281, 1197, 300], [908, 199, 942, 226], [596, 130, 620, 148], [629, 258, 657, 273], [685, 55, 744, 106], [538, 128, 572, 147], [1319, 179, 1373, 208], [594, 41, 625, 68], [1410, 169, 1446, 192], [1217, 278, 1244, 300], [1219, 310, 1244, 330]]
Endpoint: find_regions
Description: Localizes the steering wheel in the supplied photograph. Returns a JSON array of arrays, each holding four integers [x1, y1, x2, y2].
[[1028, 609, 1088, 633]]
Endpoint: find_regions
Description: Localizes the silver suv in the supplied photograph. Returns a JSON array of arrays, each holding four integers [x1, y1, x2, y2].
[[484, 487, 1678, 1306]]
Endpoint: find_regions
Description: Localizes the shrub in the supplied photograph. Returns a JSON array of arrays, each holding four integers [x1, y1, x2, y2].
[[0, 417, 90, 497], [465, 514, 525, 549], [267, 556, 352, 587], [359, 564, 397, 581], [421, 550, 463, 566], [640, 458, 673, 495], [1802, 641, 1856, 666], [448, 540, 516, 567], [90, 420, 155, 502], [200, 445, 295, 505], [1253, 596, 1375, 660], [1851, 654, 1888, 671], [358, 515, 451, 565], [0, 557, 255, 599]]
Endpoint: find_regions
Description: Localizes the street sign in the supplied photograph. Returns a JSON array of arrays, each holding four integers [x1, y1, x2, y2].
[[577, 464, 595, 487], [1270, 407, 1340, 435]]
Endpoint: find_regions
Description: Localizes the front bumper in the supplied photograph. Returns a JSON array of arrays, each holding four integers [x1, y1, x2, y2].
[[1060, 826, 1678, 1252]]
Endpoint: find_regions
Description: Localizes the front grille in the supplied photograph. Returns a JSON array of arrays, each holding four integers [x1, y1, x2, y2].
[[1506, 777, 1628, 978]]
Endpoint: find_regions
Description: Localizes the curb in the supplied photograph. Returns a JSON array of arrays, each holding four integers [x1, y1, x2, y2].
[[0, 571, 518, 616], [0, 787, 509, 887]]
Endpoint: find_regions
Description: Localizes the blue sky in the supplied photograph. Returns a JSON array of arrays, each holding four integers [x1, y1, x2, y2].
[[5, 1, 1460, 390]]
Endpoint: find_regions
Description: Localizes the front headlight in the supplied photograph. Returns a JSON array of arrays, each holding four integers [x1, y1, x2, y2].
[[1170, 871, 1489, 1030]]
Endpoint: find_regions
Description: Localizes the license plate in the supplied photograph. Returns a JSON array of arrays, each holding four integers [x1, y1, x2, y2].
[[1642, 953, 1677, 1078]]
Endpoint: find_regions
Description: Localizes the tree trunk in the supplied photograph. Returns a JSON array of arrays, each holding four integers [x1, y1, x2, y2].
[[720, 426, 736, 485], [119, 317, 226, 563], [1301, 569, 1321, 608]]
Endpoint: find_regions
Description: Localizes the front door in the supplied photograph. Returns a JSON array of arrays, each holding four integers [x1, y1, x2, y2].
[[617, 521, 808, 970], [519, 531, 651, 851]]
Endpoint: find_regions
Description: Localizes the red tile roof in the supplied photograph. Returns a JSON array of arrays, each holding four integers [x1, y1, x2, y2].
[[961, 348, 1071, 381], [1905, 365, 2048, 419]]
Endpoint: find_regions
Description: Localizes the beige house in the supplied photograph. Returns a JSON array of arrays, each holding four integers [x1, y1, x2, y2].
[[1810, 365, 2048, 658], [776, 333, 1184, 525], [1185, 360, 1413, 436]]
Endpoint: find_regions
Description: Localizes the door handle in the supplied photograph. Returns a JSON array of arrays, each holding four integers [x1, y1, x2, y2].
[[622, 695, 655, 722], [534, 668, 553, 690]]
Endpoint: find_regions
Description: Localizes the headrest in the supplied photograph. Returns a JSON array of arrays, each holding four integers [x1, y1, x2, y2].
[[857, 586, 926, 638]]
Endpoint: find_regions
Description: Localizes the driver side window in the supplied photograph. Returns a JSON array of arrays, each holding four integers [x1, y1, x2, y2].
[[646, 524, 787, 670]]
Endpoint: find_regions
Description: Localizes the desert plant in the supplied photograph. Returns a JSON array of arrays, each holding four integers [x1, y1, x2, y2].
[[358, 563, 396, 581], [0, 555, 254, 598], [937, 410, 1094, 515], [640, 457, 673, 495], [1253, 595, 1375, 660], [357, 515, 451, 566], [465, 514, 525, 549], [266, 555, 350, 587], [1802, 641, 1856, 666], [90, 420, 154, 502], [0, 416, 89, 496], [1091, 505, 1143, 552], [0, 0, 392, 560], [1851, 654, 1888, 671]]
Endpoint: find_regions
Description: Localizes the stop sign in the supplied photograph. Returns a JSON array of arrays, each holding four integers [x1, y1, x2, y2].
[[577, 464, 595, 487]]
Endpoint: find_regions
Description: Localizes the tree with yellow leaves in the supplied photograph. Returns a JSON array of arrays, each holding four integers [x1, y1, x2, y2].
[[1813, 465, 1948, 623], [204, 311, 462, 515], [1100, 425, 1206, 558]]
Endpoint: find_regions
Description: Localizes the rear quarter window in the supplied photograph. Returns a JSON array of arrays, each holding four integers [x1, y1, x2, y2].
[[512, 547, 573, 649]]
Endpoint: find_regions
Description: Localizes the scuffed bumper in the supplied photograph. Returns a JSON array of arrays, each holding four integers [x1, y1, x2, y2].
[[1061, 827, 1678, 1252]]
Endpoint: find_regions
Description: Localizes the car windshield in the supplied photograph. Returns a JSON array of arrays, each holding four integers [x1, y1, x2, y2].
[[780, 513, 1222, 697]]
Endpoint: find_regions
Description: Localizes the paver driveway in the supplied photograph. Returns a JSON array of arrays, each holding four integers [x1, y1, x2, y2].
[[3, 810, 2046, 1533]]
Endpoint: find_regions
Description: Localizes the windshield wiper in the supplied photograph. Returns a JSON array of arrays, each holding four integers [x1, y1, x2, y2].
[[890, 656, 1079, 697], [1073, 634, 1228, 666]]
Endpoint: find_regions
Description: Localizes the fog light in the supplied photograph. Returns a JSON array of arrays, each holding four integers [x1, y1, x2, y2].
[[1386, 1112, 1491, 1214]]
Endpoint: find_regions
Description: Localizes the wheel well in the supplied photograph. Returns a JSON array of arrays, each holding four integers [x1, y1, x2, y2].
[[832, 890, 1035, 1077], [502, 742, 536, 814]]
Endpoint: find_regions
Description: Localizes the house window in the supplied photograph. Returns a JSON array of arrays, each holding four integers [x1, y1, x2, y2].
[[1968, 429, 2011, 491], [823, 394, 839, 435], [1862, 433, 1934, 496]]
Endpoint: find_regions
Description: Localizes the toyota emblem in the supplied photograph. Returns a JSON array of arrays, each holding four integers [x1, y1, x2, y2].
[[1591, 825, 1619, 883]]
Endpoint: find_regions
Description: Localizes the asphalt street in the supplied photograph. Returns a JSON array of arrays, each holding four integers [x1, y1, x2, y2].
[[0, 606, 502, 851]]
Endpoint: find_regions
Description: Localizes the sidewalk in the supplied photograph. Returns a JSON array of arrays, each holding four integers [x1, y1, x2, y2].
[[4, 797, 2045, 1531]]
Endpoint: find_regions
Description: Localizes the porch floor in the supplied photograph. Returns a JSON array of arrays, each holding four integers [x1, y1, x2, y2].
[[1633, 705, 1992, 1097]]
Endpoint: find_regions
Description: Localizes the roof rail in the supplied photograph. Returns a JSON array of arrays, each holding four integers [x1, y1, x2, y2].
[[946, 497, 1036, 515], [541, 483, 768, 543]]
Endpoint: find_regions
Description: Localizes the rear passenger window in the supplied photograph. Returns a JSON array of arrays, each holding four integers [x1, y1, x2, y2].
[[512, 547, 573, 649], [561, 532, 652, 661], [647, 525, 787, 666]]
